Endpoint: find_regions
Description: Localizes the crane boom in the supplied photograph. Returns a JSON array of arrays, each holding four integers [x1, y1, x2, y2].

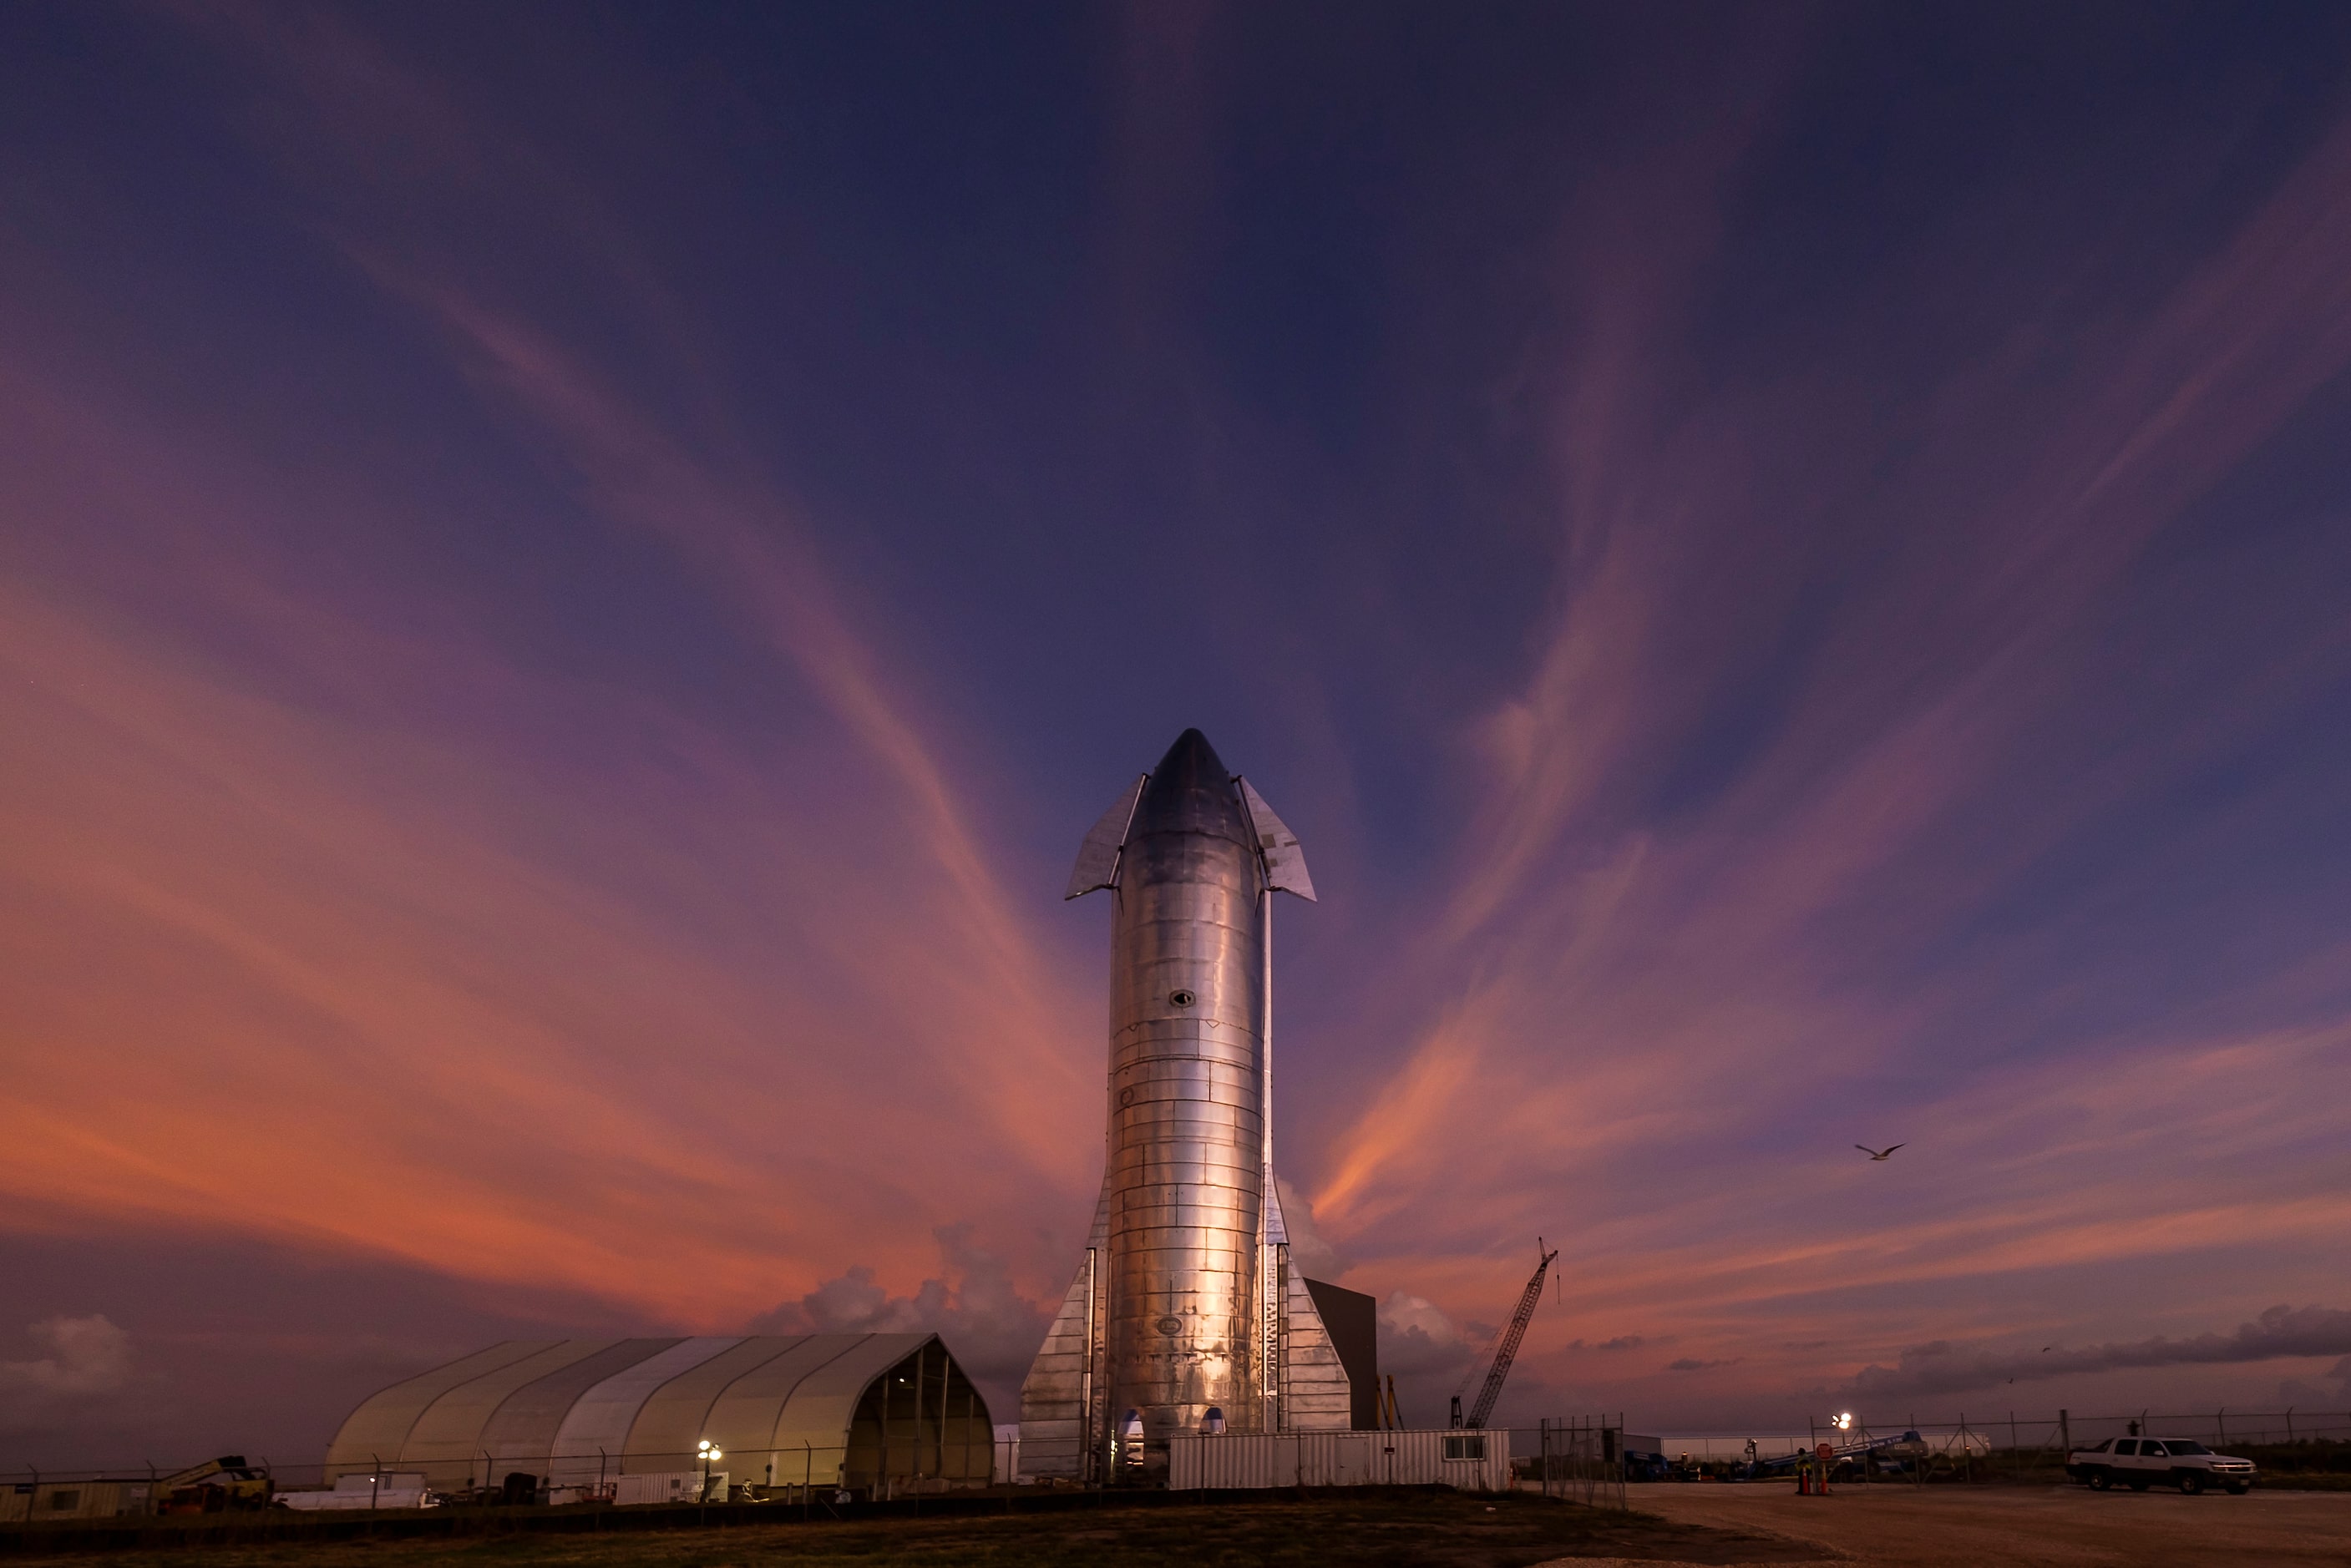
[[1464, 1242, 1559, 1429]]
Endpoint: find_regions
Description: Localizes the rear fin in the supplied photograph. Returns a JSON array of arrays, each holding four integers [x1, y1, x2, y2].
[[1237, 779, 1316, 901], [1017, 1171, 1113, 1479], [1066, 774, 1148, 899]]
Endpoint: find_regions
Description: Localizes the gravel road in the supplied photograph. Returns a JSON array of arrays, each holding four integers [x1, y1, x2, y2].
[[1609, 1483, 2351, 1566]]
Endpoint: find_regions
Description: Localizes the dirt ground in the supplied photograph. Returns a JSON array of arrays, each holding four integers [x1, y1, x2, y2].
[[0, 1490, 1815, 1567], [1615, 1482, 2351, 1566], [10, 1488, 2347, 1566]]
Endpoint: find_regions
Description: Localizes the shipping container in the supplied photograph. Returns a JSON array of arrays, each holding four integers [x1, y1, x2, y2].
[[1168, 1429, 1512, 1492]]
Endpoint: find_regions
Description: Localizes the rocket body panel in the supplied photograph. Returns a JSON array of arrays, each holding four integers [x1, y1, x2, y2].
[[1105, 732, 1264, 1446]]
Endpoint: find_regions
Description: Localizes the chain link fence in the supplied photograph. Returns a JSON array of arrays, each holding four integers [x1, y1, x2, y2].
[[11, 1407, 2348, 1523], [1646, 1409, 2351, 1486], [0, 1442, 983, 1524]]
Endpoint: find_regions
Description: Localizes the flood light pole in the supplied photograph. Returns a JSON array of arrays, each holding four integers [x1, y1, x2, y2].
[[697, 1439, 723, 1502]]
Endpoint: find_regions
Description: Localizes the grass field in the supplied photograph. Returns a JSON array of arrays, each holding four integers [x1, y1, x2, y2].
[[0, 1491, 1818, 1567]]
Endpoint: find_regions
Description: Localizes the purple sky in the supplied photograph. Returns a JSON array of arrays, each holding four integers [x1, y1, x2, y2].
[[6, 3, 2351, 1468]]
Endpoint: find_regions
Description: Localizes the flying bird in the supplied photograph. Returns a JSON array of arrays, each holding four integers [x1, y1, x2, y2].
[[1856, 1144, 1904, 1161]]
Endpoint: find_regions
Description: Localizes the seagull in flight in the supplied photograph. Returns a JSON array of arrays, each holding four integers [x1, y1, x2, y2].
[[1856, 1143, 1904, 1161]]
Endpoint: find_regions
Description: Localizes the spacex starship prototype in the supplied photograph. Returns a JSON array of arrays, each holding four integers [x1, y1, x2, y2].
[[1019, 729, 1350, 1480]]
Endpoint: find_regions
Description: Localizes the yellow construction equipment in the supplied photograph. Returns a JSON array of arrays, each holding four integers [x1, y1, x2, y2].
[[157, 1456, 271, 1514]]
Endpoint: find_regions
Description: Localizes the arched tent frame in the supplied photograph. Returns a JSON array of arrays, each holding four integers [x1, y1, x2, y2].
[[323, 1333, 993, 1497]]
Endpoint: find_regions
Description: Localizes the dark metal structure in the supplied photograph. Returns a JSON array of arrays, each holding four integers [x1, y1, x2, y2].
[[1303, 1278, 1381, 1429]]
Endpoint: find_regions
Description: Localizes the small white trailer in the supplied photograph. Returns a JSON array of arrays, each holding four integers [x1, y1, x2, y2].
[[277, 1474, 433, 1510]]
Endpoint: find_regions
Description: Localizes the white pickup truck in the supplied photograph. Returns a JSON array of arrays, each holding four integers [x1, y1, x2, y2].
[[2066, 1436, 2256, 1494]]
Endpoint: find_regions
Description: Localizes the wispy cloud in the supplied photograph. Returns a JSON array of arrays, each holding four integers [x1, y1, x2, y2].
[[1305, 93, 2351, 1418], [0, 12, 1101, 1323]]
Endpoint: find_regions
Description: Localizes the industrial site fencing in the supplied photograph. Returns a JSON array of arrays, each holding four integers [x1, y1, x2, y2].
[[5, 1425, 1594, 1520], [17, 1408, 2345, 1521], [1530, 1417, 1630, 1510], [0, 1443, 992, 1525], [1754, 1409, 2351, 1485]]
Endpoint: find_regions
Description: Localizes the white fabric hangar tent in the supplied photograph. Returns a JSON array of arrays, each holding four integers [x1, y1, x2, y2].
[[322, 1333, 993, 1495]]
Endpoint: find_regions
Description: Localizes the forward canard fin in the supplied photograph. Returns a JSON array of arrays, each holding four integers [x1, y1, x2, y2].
[[1237, 778, 1316, 901], [1065, 774, 1147, 898]]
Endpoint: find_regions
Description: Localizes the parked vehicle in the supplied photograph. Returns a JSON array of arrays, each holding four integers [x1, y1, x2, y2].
[[2067, 1437, 2256, 1494]]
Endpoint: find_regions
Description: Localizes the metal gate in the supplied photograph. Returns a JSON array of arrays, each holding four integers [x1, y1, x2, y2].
[[1537, 1417, 1629, 1509]]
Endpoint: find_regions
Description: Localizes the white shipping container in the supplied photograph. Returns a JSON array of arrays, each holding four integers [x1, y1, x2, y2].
[[1168, 1429, 1512, 1493], [612, 1470, 723, 1505]]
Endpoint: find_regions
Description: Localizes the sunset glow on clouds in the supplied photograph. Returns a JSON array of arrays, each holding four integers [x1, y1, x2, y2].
[[5, 3, 2351, 1461]]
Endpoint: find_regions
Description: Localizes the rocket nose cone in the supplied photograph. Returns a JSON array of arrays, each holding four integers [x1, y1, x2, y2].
[[1132, 728, 1246, 841], [1154, 728, 1229, 789]]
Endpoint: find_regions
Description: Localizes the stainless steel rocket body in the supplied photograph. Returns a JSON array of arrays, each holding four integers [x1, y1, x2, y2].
[[1017, 729, 1335, 1481], [1103, 738, 1265, 1444]]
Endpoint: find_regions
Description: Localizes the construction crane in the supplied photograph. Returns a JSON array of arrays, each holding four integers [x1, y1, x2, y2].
[[1451, 1239, 1560, 1430]]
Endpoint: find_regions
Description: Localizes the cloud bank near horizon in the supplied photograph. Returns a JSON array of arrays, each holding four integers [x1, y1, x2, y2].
[[1838, 1306, 2351, 1404]]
